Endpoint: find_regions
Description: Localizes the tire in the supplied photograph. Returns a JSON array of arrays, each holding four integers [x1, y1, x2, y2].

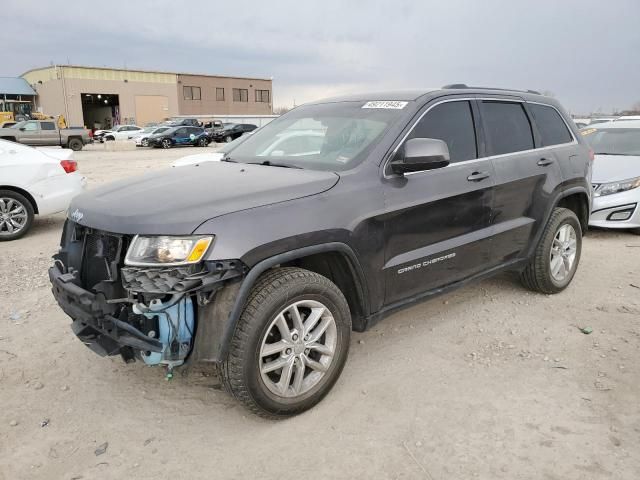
[[141, 138, 149, 147], [225, 135, 232, 143], [0, 190, 35, 241], [220, 267, 352, 418], [520, 207, 582, 294], [105, 135, 114, 141], [198, 137, 208, 147], [67, 138, 83, 151], [161, 139, 172, 149]]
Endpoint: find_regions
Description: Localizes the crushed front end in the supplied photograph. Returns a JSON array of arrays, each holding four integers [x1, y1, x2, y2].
[[49, 220, 245, 372]]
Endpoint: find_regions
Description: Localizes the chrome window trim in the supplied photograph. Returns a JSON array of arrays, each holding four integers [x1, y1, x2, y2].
[[383, 97, 578, 179]]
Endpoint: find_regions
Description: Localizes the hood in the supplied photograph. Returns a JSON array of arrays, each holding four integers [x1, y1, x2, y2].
[[69, 162, 339, 234], [592, 154, 640, 183]]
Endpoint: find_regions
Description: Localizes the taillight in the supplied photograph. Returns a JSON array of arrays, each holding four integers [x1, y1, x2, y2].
[[60, 160, 77, 173], [589, 148, 594, 162]]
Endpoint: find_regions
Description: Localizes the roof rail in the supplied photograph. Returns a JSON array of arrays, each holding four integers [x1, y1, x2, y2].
[[441, 84, 542, 95]]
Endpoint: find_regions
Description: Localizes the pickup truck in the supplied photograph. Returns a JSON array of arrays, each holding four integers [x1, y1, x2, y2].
[[0, 120, 91, 151]]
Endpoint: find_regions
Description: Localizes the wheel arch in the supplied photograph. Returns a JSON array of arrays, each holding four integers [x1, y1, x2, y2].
[[0, 185, 39, 214], [554, 188, 590, 233], [208, 243, 369, 363]]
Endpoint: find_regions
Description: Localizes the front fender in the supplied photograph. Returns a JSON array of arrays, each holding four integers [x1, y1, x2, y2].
[[192, 242, 368, 363]]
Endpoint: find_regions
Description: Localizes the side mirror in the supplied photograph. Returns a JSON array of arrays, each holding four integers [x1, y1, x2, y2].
[[390, 138, 450, 175], [19, 127, 26, 131]]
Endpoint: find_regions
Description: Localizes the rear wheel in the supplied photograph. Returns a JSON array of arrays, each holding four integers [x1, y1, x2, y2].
[[141, 138, 149, 147], [220, 267, 351, 418], [67, 138, 83, 151], [0, 190, 35, 241], [198, 137, 208, 147], [105, 135, 114, 141], [520, 207, 582, 294], [161, 138, 172, 149]]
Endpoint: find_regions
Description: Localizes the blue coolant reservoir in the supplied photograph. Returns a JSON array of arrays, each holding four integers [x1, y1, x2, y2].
[[140, 296, 195, 367]]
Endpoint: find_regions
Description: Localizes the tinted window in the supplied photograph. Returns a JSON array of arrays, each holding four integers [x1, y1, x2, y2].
[[530, 104, 573, 146], [482, 101, 534, 155], [41, 122, 56, 130], [175, 128, 187, 136], [409, 101, 477, 162]]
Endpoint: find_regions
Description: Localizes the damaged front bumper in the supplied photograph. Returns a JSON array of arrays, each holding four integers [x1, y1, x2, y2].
[[49, 222, 247, 367]]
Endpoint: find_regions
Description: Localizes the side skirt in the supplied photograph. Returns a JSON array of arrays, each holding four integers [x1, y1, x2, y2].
[[362, 257, 528, 330]]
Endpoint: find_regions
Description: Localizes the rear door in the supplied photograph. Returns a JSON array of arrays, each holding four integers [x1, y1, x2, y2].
[[39, 121, 59, 144], [382, 98, 495, 305], [479, 99, 565, 265]]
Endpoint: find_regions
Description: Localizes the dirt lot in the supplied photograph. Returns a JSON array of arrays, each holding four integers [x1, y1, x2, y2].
[[1, 144, 639, 480]]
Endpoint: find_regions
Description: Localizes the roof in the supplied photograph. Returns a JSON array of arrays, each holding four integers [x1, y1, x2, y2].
[[310, 86, 554, 105], [0, 77, 36, 96], [21, 64, 272, 82]]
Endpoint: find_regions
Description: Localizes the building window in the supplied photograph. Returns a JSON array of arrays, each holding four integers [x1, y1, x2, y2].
[[216, 87, 225, 101], [233, 88, 248, 102], [255, 89, 270, 103], [183, 86, 201, 100]]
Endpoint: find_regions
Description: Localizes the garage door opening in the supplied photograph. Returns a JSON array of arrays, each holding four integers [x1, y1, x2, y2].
[[81, 93, 119, 130]]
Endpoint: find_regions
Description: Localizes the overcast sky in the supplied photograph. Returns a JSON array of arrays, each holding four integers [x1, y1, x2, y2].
[[2, 0, 639, 114]]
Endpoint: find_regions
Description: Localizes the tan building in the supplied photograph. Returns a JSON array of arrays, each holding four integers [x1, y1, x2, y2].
[[21, 65, 272, 129]]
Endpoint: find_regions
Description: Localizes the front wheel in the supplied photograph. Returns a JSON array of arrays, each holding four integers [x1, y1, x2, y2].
[[161, 139, 172, 149], [198, 137, 208, 147], [141, 138, 149, 147], [520, 207, 582, 294], [220, 267, 351, 418], [225, 135, 232, 143]]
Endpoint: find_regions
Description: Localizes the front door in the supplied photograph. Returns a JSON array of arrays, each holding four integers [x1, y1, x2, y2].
[[382, 99, 495, 305], [18, 121, 41, 145]]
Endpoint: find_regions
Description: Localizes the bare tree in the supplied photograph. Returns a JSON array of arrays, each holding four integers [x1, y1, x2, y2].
[[273, 106, 292, 115]]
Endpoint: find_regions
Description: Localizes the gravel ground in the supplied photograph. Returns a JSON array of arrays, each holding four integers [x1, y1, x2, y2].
[[1, 144, 639, 480]]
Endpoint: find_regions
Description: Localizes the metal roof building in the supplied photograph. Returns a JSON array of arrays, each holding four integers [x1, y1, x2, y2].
[[0, 77, 36, 96]]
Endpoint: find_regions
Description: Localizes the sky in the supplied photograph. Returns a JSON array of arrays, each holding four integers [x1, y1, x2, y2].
[[2, 0, 639, 114]]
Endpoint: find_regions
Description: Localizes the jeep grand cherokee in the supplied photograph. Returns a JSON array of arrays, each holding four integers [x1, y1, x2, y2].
[[49, 85, 592, 418]]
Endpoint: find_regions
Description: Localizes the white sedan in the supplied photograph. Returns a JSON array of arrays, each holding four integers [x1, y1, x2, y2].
[[0, 140, 87, 240], [582, 121, 640, 233], [101, 125, 144, 141]]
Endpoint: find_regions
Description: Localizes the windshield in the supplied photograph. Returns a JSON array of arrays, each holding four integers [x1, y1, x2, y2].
[[583, 128, 640, 156], [227, 102, 405, 171]]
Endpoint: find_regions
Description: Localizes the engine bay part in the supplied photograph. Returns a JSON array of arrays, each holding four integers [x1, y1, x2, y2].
[[134, 295, 195, 368]]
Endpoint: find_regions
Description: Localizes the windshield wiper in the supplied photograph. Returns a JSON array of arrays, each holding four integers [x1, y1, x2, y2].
[[247, 160, 302, 169], [221, 155, 237, 162]]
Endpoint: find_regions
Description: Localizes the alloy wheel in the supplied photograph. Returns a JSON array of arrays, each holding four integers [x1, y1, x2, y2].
[[0, 197, 28, 236], [259, 300, 337, 398], [549, 224, 577, 282]]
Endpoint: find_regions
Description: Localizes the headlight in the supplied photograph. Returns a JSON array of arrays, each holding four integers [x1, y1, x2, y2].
[[594, 177, 640, 197], [125, 235, 214, 266]]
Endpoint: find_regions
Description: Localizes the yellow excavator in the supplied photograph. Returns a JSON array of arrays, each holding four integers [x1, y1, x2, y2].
[[0, 109, 67, 129]]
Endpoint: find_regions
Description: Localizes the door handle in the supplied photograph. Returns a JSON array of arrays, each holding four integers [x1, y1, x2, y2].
[[537, 158, 554, 167], [467, 171, 490, 182]]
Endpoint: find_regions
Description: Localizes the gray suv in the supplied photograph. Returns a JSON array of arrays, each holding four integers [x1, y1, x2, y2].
[[49, 85, 592, 417]]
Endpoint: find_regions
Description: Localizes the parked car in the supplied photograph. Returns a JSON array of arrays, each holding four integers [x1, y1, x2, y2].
[[0, 139, 86, 240], [211, 123, 257, 143], [0, 120, 90, 151], [49, 87, 591, 417], [167, 118, 201, 127], [131, 126, 172, 147], [147, 126, 209, 148], [101, 125, 144, 142], [582, 120, 640, 233], [613, 115, 640, 122]]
